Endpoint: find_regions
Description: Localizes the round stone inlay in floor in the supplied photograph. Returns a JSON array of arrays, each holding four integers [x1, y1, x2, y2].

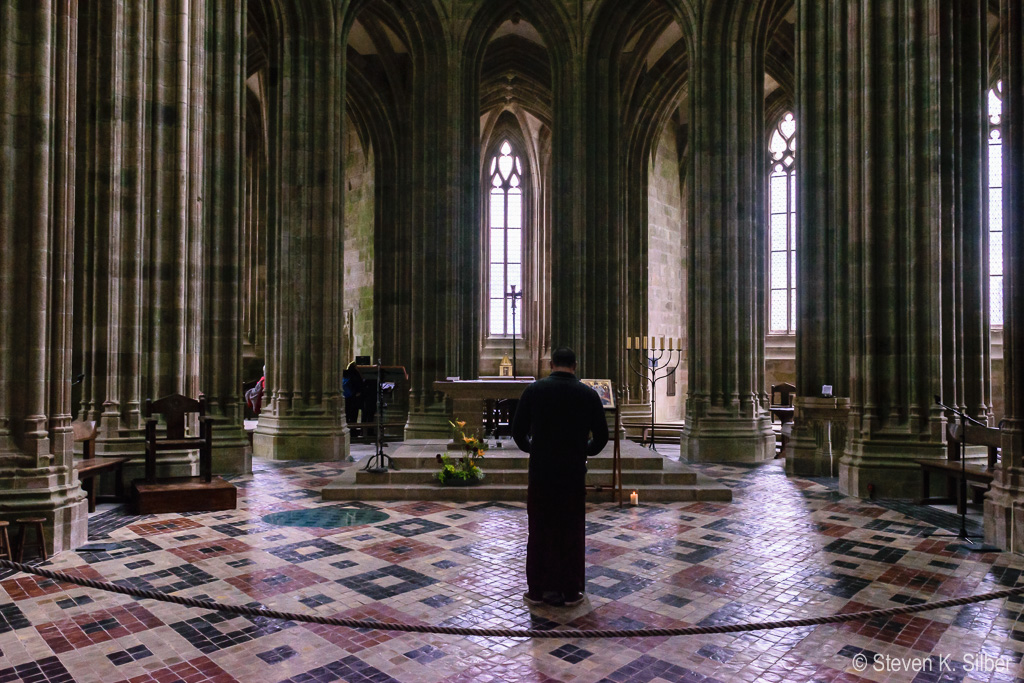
[[262, 506, 389, 528]]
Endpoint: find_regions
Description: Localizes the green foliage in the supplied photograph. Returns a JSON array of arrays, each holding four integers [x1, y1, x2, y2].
[[435, 453, 484, 486], [435, 419, 487, 486]]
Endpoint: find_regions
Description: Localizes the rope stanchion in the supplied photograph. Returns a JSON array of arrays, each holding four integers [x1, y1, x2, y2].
[[2, 559, 1022, 639]]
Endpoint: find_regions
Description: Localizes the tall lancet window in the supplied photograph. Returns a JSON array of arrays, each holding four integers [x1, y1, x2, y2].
[[488, 140, 523, 336], [988, 83, 1004, 327], [768, 112, 797, 334]]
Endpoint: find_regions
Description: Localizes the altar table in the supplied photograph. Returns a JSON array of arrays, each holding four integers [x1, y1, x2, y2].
[[433, 379, 534, 438]]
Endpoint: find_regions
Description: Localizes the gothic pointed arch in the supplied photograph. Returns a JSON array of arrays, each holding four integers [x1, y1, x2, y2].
[[580, 0, 693, 419], [461, 1, 573, 376]]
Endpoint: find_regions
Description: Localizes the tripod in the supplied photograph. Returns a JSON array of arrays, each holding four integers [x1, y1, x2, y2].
[[931, 395, 1000, 553], [362, 360, 396, 474]]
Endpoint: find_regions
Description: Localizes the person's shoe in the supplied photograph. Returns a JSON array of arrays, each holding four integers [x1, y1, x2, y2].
[[523, 591, 545, 607], [562, 592, 585, 607], [542, 591, 566, 607]]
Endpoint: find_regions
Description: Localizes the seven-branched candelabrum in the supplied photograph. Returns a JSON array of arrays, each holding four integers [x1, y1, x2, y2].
[[626, 335, 682, 452], [436, 420, 488, 485]]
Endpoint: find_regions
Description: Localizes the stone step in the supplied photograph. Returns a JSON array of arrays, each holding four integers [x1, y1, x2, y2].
[[398, 453, 669, 471], [352, 467, 697, 487], [327, 439, 730, 504], [322, 477, 730, 504]]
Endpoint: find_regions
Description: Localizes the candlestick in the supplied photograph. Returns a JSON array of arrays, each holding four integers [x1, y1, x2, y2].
[[625, 332, 682, 454], [630, 491, 638, 505]]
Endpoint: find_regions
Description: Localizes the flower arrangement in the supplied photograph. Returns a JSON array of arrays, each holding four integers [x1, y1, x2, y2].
[[436, 420, 487, 486]]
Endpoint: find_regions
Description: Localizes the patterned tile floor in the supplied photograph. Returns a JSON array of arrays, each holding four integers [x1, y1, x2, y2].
[[2, 445, 1024, 683]]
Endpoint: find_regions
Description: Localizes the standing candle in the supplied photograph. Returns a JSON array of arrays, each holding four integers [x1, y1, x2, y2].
[[660, 336, 665, 350], [626, 336, 631, 350], [630, 491, 638, 505], [642, 336, 647, 349], [668, 337, 673, 350]]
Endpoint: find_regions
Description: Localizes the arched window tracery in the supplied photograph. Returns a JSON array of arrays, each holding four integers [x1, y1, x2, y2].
[[988, 82, 1003, 328], [768, 112, 796, 334], [488, 140, 524, 336]]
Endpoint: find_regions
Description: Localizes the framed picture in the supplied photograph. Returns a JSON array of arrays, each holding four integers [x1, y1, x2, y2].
[[581, 378, 615, 409]]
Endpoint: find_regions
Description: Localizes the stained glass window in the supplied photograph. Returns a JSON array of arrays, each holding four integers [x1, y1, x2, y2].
[[988, 83, 1003, 327], [488, 141, 524, 336], [768, 112, 796, 334]]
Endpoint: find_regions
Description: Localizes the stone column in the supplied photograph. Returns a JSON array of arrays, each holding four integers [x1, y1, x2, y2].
[[201, 0, 249, 474], [345, 51, 413, 425], [405, 36, 461, 439], [73, 2, 148, 469], [253, 7, 348, 460], [680, 4, 775, 463], [789, 0, 851, 474], [838, 0, 989, 498], [73, 2, 208, 481], [0, 0, 88, 553], [986, 0, 1024, 551]]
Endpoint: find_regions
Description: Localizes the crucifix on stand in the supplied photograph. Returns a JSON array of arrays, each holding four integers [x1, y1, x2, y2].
[[506, 284, 523, 378]]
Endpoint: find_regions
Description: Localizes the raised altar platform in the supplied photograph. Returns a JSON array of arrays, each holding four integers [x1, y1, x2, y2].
[[322, 438, 731, 503]]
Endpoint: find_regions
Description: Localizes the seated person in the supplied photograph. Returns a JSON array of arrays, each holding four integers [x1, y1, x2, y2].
[[245, 366, 266, 416]]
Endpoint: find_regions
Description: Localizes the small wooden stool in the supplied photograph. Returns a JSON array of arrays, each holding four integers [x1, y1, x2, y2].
[[15, 517, 47, 562], [0, 521, 11, 560]]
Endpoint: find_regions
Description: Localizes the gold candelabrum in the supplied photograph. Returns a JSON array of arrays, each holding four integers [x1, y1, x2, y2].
[[626, 335, 682, 451]]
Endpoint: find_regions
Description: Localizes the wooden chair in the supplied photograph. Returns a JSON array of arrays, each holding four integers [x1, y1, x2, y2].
[[770, 383, 796, 424], [144, 393, 212, 484]]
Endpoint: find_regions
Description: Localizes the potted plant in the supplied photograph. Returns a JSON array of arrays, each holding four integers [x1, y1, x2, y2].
[[436, 420, 487, 486]]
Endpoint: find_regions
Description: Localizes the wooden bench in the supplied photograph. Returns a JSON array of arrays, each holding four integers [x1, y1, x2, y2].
[[72, 421, 130, 513], [916, 421, 1001, 515], [622, 422, 684, 446], [916, 459, 994, 515]]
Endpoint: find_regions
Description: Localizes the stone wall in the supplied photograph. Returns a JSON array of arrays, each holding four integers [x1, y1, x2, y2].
[[343, 124, 375, 363], [766, 337, 796, 394], [992, 333, 1004, 422], [648, 120, 685, 421]]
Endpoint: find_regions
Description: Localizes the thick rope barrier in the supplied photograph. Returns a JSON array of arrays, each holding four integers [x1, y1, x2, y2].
[[2, 558, 1022, 639]]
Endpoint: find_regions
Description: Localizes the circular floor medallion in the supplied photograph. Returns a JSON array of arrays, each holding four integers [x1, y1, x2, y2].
[[262, 506, 389, 528]]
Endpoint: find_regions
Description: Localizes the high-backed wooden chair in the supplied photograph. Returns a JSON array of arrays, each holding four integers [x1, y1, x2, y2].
[[144, 393, 212, 484], [770, 383, 796, 424]]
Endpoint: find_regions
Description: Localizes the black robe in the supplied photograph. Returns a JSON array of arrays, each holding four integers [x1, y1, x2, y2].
[[512, 371, 609, 595]]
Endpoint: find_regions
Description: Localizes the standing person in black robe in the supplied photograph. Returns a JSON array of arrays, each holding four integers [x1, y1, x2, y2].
[[512, 347, 609, 607], [343, 362, 366, 436]]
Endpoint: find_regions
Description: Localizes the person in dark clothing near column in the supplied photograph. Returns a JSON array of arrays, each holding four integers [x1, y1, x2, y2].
[[512, 347, 609, 607]]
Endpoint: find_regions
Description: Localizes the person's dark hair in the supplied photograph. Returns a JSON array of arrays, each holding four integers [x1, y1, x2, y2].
[[551, 347, 576, 368]]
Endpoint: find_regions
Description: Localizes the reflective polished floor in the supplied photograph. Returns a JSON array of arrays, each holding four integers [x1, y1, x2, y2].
[[2, 445, 1023, 683]]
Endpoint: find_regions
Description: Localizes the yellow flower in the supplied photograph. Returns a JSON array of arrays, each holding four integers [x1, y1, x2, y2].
[[456, 420, 466, 428], [462, 435, 473, 444]]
